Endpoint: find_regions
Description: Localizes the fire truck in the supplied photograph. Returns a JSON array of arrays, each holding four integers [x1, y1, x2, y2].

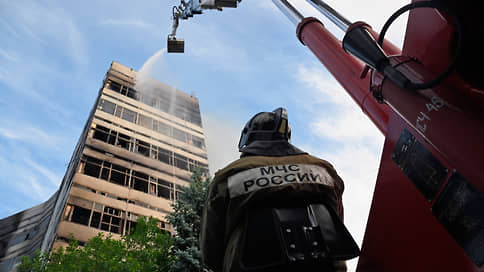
[[167, 0, 484, 271]]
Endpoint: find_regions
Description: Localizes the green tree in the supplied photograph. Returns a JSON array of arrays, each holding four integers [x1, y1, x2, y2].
[[167, 169, 211, 272], [18, 217, 173, 272]]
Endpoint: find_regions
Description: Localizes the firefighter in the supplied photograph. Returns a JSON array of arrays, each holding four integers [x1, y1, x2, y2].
[[200, 107, 359, 272]]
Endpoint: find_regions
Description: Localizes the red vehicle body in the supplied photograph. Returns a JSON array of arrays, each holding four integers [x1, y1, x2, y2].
[[296, 0, 484, 271]]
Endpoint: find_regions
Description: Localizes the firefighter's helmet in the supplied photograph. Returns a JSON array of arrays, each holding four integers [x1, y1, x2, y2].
[[238, 107, 291, 151]]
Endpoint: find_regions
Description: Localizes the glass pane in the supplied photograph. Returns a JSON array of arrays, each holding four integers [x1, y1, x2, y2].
[[175, 154, 188, 170], [192, 135, 205, 149], [138, 115, 152, 129], [172, 128, 186, 142], [122, 108, 136, 123], [99, 100, 116, 115], [158, 148, 171, 164], [158, 122, 171, 136], [115, 106, 122, 117]]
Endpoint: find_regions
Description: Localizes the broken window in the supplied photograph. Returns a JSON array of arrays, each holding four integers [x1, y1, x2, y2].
[[158, 147, 172, 165], [135, 140, 150, 157], [101, 206, 123, 234], [150, 146, 158, 160], [174, 154, 188, 171], [132, 171, 148, 193], [157, 179, 171, 200], [127, 88, 137, 99], [93, 125, 110, 141], [107, 81, 121, 93], [110, 165, 128, 186], [117, 133, 131, 150], [71, 206, 91, 226], [90, 211, 101, 228], [189, 159, 198, 172], [126, 212, 138, 234], [100, 162, 110, 181], [84, 159, 101, 178], [107, 130, 117, 145]]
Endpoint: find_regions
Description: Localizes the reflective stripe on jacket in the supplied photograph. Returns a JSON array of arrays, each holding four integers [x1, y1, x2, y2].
[[200, 154, 345, 272]]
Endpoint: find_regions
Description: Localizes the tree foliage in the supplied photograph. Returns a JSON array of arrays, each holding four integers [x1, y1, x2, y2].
[[18, 217, 173, 272], [167, 169, 211, 272]]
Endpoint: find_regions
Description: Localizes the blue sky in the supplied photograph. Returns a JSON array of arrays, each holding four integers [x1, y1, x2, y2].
[[0, 0, 408, 270]]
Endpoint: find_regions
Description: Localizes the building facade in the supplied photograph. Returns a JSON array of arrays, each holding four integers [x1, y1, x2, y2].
[[0, 62, 208, 271]]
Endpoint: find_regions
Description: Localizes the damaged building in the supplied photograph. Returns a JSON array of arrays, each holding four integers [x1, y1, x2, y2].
[[0, 61, 209, 271]]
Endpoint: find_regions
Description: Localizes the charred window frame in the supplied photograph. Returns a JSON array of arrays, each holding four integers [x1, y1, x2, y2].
[[70, 205, 91, 226], [127, 88, 137, 99], [65, 201, 126, 235], [126, 213, 139, 234], [91, 125, 206, 173], [92, 125, 132, 151], [83, 157, 102, 178], [157, 147, 172, 165], [117, 132, 132, 151], [157, 178, 172, 200], [132, 171, 149, 193], [101, 206, 123, 234], [150, 146, 158, 160], [106, 80, 122, 93], [81, 156, 131, 187], [135, 139, 151, 157], [81, 155, 182, 202], [110, 164, 130, 186]]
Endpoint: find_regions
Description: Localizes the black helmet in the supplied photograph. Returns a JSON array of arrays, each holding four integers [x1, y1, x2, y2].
[[238, 107, 291, 151]]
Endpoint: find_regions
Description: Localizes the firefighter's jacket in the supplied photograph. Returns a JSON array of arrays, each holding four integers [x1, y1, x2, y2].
[[200, 153, 345, 272]]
